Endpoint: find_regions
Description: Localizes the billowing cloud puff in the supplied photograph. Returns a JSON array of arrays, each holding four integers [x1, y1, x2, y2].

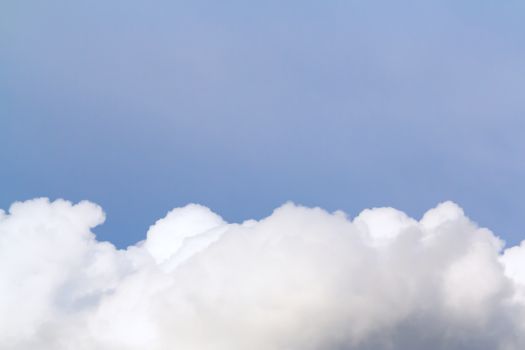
[[1, 198, 525, 349]]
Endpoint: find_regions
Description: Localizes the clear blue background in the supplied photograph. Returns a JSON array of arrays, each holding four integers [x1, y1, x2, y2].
[[2, 0, 524, 248]]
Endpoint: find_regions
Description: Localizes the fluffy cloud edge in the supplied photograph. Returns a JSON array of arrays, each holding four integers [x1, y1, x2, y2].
[[1, 198, 525, 350]]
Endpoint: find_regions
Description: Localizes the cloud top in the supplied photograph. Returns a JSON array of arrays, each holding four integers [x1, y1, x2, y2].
[[1, 198, 525, 349]]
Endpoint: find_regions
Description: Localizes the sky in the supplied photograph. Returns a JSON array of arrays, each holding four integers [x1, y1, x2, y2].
[[2, 0, 525, 248], [4, 2, 525, 349]]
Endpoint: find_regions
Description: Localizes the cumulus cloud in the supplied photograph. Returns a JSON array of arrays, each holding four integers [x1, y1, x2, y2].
[[1, 198, 525, 349]]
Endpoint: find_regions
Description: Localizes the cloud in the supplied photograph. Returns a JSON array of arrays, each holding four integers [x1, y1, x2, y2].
[[1, 198, 525, 349]]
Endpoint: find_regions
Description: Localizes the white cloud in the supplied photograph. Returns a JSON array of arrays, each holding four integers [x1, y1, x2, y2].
[[1, 198, 525, 349]]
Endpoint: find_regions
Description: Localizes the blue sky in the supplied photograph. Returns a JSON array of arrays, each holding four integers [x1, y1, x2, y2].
[[2, 0, 524, 248]]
